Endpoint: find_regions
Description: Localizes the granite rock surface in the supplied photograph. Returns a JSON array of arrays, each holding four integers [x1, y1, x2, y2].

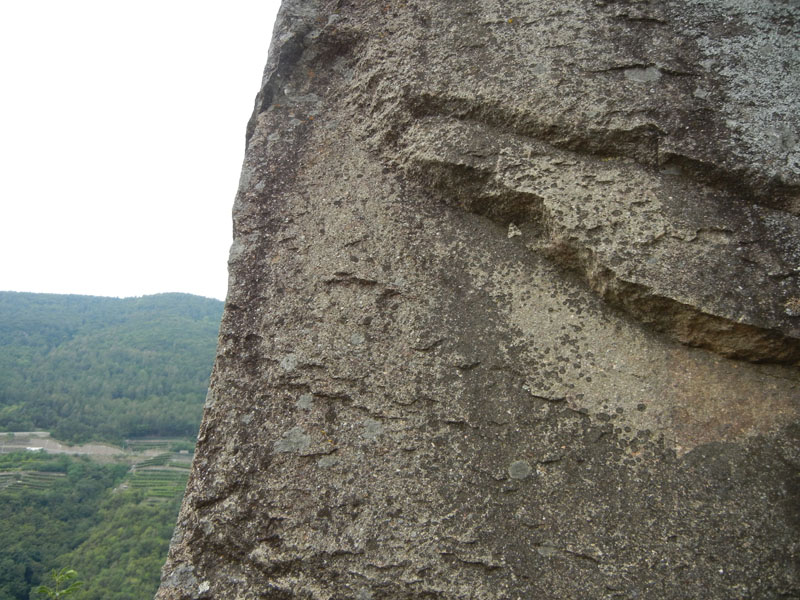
[[157, 1, 800, 598]]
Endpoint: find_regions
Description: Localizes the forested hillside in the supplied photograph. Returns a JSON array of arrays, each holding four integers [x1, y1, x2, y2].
[[0, 292, 223, 599], [0, 451, 185, 600], [0, 292, 223, 443]]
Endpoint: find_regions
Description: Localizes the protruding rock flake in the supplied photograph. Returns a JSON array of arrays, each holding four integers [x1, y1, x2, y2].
[[156, 1, 800, 599]]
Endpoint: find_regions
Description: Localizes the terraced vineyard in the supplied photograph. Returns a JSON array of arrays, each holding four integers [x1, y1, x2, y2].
[[125, 439, 174, 452], [0, 452, 192, 500], [133, 452, 189, 468], [128, 453, 192, 503], [0, 469, 65, 491]]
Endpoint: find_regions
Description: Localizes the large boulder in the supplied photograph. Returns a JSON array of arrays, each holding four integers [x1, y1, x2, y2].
[[157, 1, 800, 598]]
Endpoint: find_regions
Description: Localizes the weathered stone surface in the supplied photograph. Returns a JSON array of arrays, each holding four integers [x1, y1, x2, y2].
[[157, 1, 800, 598]]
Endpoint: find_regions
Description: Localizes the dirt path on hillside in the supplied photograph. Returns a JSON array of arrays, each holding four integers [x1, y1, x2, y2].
[[1, 432, 144, 458]]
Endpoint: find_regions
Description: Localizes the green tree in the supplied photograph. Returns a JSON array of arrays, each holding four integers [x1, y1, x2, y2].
[[34, 568, 82, 599]]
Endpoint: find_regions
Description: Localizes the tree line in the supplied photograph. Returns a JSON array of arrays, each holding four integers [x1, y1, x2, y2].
[[0, 292, 223, 444]]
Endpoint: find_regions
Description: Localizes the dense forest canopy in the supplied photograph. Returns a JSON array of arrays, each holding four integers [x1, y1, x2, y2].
[[0, 451, 184, 600], [0, 292, 223, 444]]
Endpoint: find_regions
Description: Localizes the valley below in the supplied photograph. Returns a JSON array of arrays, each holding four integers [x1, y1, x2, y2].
[[0, 292, 220, 599]]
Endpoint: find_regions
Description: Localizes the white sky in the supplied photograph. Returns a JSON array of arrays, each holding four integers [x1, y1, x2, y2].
[[0, 1, 282, 301]]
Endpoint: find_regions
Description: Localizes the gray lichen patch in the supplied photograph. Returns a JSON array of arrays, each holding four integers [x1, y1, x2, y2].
[[535, 544, 559, 558], [362, 418, 383, 440], [162, 564, 199, 590], [624, 66, 662, 82], [508, 460, 533, 479], [280, 354, 298, 371], [317, 455, 340, 468], [297, 393, 314, 410], [274, 426, 311, 453]]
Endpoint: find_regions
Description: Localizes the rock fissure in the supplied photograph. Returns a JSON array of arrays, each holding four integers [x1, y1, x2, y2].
[[400, 115, 800, 364]]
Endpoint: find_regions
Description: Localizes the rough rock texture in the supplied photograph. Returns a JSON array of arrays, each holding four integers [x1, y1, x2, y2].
[[158, 1, 800, 598]]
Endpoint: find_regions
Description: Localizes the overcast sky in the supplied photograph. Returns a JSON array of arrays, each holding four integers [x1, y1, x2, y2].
[[0, 1, 282, 301]]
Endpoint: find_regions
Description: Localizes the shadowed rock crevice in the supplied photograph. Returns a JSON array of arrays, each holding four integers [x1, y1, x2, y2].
[[399, 116, 800, 364], [399, 90, 800, 215], [555, 243, 800, 363]]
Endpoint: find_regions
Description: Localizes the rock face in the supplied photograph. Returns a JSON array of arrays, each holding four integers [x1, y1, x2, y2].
[[157, 1, 800, 598]]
